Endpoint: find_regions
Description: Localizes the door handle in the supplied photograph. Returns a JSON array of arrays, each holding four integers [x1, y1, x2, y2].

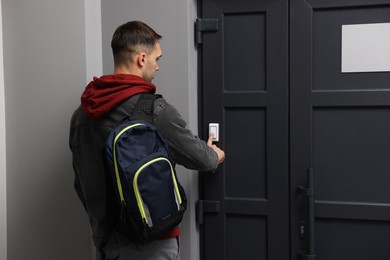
[[297, 168, 316, 259]]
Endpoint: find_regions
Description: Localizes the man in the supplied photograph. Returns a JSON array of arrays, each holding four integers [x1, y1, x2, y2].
[[69, 21, 225, 260]]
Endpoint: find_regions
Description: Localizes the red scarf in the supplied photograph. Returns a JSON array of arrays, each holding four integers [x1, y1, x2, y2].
[[81, 74, 156, 118]]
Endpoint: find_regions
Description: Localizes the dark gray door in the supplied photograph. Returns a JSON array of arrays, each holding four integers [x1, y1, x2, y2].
[[291, 1, 390, 259], [199, 0, 390, 259], [198, 0, 289, 259]]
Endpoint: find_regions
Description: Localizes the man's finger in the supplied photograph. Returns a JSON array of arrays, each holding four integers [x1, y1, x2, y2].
[[207, 132, 214, 146]]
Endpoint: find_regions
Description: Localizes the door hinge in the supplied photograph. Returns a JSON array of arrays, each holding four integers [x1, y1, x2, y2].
[[196, 200, 220, 225], [195, 18, 219, 45]]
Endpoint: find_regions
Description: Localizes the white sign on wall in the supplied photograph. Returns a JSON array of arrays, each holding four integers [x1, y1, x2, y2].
[[342, 22, 390, 73]]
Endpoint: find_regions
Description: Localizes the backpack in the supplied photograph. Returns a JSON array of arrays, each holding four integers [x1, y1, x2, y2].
[[104, 94, 187, 245]]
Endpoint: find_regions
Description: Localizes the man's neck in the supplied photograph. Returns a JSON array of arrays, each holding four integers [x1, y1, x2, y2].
[[113, 66, 141, 77]]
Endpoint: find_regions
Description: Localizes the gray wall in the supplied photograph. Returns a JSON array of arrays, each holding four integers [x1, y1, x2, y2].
[[101, 1, 199, 259], [2, 0, 91, 259], [1, 0, 199, 259]]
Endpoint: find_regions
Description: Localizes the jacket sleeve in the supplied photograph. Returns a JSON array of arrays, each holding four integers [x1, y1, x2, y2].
[[154, 98, 219, 172]]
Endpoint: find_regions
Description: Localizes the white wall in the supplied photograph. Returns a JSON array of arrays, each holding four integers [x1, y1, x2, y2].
[[84, 1, 103, 258], [0, 1, 7, 259], [101, 1, 199, 259], [1, 0, 92, 259]]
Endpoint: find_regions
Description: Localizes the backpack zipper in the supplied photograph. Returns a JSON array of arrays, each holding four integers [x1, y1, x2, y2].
[[113, 123, 145, 205]]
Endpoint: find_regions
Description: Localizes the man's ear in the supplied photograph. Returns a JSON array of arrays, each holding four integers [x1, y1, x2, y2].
[[136, 52, 146, 67]]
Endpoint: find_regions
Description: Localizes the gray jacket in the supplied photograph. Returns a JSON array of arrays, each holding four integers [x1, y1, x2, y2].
[[69, 94, 218, 248]]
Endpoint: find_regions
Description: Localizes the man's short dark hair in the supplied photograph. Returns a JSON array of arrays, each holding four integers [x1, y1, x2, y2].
[[111, 21, 162, 65]]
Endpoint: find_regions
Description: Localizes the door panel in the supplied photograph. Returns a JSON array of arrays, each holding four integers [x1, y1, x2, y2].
[[313, 6, 390, 90], [291, 0, 390, 259], [224, 13, 266, 91], [199, 0, 289, 259], [314, 108, 390, 203], [316, 220, 390, 259], [225, 108, 266, 199]]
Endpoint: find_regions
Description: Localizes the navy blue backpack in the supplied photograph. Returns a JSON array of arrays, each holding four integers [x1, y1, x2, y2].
[[104, 94, 187, 245]]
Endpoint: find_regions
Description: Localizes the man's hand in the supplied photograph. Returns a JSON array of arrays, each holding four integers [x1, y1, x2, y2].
[[207, 133, 225, 164]]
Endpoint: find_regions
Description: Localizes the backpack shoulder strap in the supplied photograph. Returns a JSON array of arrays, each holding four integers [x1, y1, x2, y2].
[[130, 93, 162, 124]]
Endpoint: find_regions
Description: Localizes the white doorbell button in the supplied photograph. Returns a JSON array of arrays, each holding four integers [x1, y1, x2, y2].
[[209, 123, 219, 142]]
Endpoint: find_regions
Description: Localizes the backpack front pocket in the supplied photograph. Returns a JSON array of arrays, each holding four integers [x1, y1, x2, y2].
[[133, 156, 182, 227]]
